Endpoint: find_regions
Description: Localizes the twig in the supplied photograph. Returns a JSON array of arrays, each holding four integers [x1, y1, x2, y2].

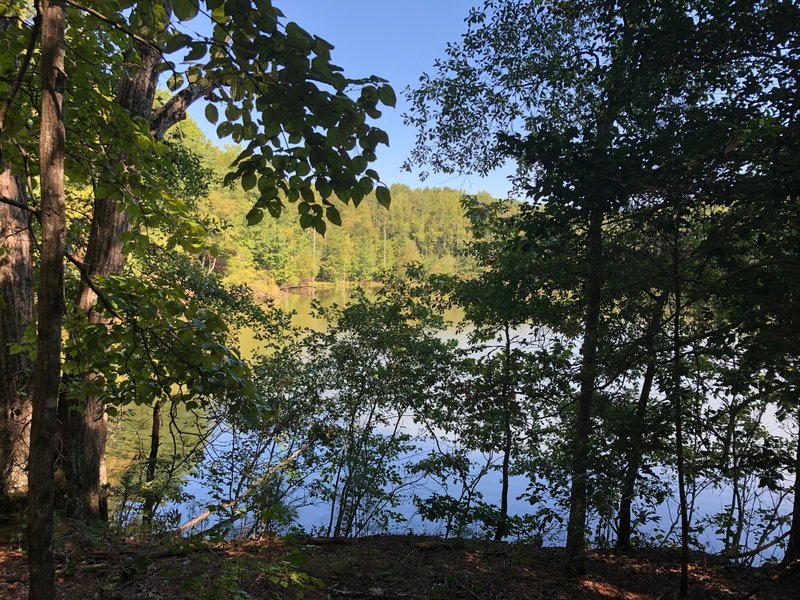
[[176, 442, 312, 533], [62, 0, 161, 51], [0, 15, 41, 130], [64, 251, 121, 319]]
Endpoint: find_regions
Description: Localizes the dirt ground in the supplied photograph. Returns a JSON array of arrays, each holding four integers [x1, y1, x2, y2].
[[1, 530, 798, 599]]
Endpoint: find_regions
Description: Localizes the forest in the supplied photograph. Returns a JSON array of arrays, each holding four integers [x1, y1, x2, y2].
[[0, 1, 798, 599]]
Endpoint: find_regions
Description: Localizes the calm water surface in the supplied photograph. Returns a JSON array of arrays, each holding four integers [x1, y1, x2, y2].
[[107, 290, 789, 564]]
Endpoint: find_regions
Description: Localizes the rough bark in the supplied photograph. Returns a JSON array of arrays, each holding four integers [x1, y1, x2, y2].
[[55, 4, 217, 526], [149, 82, 218, 140], [0, 167, 34, 511], [28, 1, 66, 598], [565, 205, 603, 573], [0, 1, 40, 516], [57, 39, 160, 522]]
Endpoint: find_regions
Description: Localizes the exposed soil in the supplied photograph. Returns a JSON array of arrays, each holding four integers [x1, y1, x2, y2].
[[1, 529, 797, 599]]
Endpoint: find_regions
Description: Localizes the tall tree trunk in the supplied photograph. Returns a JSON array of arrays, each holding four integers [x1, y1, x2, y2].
[[28, 1, 66, 597], [58, 40, 159, 521], [616, 296, 664, 549], [495, 323, 513, 542], [784, 407, 800, 565], [0, 6, 39, 516], [565, 205, 603, 573], [672, 208, 690, 595], [0, 167, 34, 511]]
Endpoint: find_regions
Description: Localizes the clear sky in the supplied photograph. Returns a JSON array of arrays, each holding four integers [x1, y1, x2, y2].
[[186, 0, 514, 199]]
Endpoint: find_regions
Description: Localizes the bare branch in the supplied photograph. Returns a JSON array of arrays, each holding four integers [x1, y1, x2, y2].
[[176, 441, 313, 534]]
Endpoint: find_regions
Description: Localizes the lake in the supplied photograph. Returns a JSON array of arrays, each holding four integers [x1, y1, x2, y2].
[[107, 289, 791, 565]]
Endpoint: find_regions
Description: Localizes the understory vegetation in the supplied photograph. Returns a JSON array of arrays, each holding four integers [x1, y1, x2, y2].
[[0, 1, 798, 598]]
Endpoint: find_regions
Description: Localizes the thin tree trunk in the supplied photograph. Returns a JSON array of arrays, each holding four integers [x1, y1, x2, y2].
[[312, 230, 316, 286], [565, 205, 603, 573], [784, 407, 800, 565], [0, 167, 34, 510], [616, 297, 664, 549], [672, 208, 690, 595], [495, 323, 513, 542], [616, 358, 657, 549], [28, 2, 66, 597], [382, 218, 387, 270], [58, 39, 160, 521], [142, 399, 162, 524]]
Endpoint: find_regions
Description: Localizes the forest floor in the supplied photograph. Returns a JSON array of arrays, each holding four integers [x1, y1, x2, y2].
[[1, 527, 798, 599]]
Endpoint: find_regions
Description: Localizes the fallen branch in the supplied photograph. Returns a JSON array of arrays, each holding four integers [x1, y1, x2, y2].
[[176, 443, 312, 534], [723, 531, 790, 560]]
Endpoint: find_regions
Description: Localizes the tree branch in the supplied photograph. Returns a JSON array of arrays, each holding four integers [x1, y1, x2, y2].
[[64, 252, 121, 320], [724, 530, 790, 560], [176, 441, 313, 534], [62, 0, 161, 51], [0, 193, 38, 214], [150, 82, 220, 141], [0, 15, 41, 131]]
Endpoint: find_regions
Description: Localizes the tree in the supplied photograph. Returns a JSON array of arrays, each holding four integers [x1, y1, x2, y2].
[[1, 0, 397, 594], [407, 0, 800, 579], [0, 3, 37, 513], [406, 0, 658, 571], [28, 2, 66, 598], [2, 0, 396, 517], [0, 168, 33, 509]]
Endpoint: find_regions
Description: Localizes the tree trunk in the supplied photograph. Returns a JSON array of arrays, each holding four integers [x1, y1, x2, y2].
[[615, 358, 657, 549], [28, 2, 66, 597], [142, 399, 162, 524], [784, 407, 800, 565], [495, 323, 512, 542], [58, 40, 159, 521], [565, 205, 603, 573], [672, 208, 690, 595], [0, 167, 34, 511], [616, 297, 664, 549]]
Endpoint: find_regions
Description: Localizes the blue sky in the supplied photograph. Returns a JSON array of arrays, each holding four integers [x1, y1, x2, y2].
[[186, 1, 514, 199]]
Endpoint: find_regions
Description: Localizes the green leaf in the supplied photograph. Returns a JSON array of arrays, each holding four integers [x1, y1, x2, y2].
[[300, 186, 315, 203], [299, 213, 313, 229], [185, 43, 208, 62], [167, 73, 184, 91], [174, 0, 200, 20], [378, 85, 397, 108], [242, 171, 257, 191], [326, 205, 342, 226], [246, 208, 264, 226], [163, 33, 192, 54], [376, 186, 391, 209], [205, 104, 219, 124]]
